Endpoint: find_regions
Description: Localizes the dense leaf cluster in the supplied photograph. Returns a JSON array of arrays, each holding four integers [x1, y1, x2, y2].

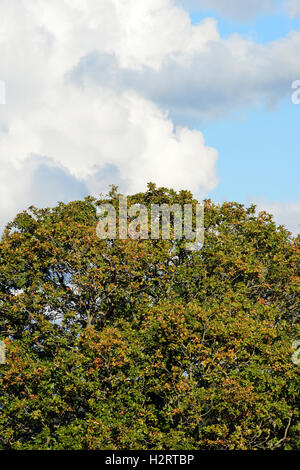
[[0, 184, 299, 449]]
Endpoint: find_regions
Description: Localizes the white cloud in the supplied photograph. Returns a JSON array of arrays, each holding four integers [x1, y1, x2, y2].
[[0, 0, 219, 229], [248, 198, 300, 235], [78, 31, 300, 121], [178, 0, 276, 21], [0, 155, 88, 230], [0, 0, 299, 231], [285, 0, 300, 18]]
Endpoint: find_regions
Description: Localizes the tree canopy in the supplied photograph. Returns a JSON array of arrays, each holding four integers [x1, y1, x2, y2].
[[0, 184, 299, 450]]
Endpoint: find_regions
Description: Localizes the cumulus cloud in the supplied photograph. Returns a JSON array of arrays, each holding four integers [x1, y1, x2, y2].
[[72, 31, 300, 122], [178, 0, 276, 21], [285, 0, 300, 18], [0, 0, 299, 230], [0, 156, 88, 230], [248, 198, 300, 235], [0, 0, 219, 229]]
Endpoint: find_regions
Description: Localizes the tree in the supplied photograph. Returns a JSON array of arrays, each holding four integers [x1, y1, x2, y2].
[[0, 184, 299, 450]]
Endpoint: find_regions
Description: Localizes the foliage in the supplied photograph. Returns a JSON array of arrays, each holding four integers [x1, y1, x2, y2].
[[0, 184, 299, 450]]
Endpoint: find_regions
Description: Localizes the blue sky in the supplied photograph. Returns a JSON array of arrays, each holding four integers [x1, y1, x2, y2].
[[188, 1, 300, 229], [190, 4, 300, 43], [0, 0, 299, 233], [203, 99, 300, 203]]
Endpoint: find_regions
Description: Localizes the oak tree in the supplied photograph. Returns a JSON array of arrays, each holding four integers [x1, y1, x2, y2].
[[0, 184, 299, 449]]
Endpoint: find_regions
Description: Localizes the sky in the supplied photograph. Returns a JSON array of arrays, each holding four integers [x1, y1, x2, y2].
[[0, 0, 299, 234]]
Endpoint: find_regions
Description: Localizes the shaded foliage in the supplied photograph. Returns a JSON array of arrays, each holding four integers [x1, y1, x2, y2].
[[0, 184, 299, 449]]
